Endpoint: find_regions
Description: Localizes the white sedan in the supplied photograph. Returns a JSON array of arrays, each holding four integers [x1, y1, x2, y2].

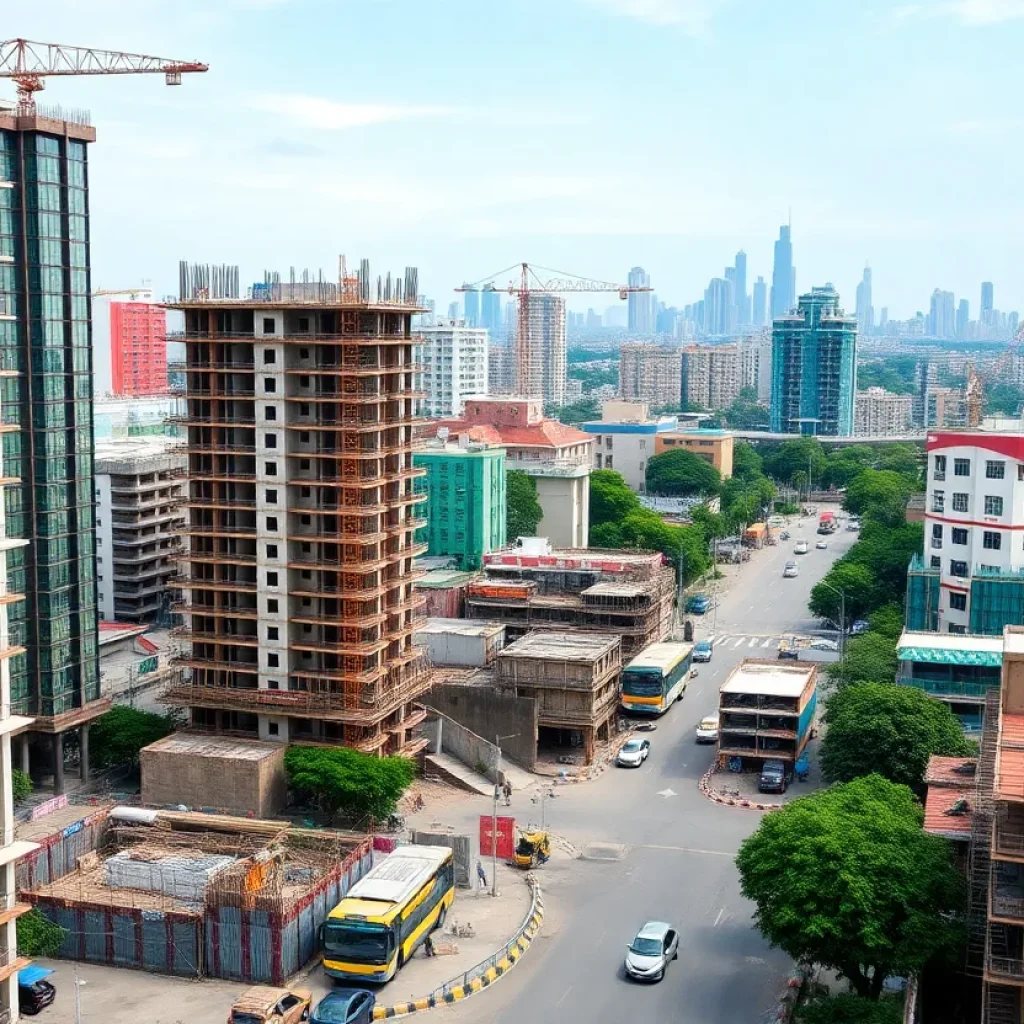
[[617, 738, 651, 768], [816, 539, 828, 550]]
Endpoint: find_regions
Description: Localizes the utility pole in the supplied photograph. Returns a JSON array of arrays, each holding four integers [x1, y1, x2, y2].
[[492, 733, 518, 897]]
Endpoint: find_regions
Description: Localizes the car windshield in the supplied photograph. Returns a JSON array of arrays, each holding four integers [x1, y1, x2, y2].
[[324, 921, 390, 963], [622, 740, 643, 753], [314, 996, 360, 1023], [630, 936, 663, 956], [699, 718, 717, 729]]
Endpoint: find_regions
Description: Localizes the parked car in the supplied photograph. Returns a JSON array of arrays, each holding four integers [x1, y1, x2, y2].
[[847, 518, 860, 532], [693, 640, 713, 663], [695, 714, 720, 743], [686, 594, 712, 614], [783, 561, 798, 578], [808, 637, 838, 651], [850, 619, 870, 635], [758, 759, 789, 794], [312, 989, 376, 1024], [815, 539, 828, 550], [230, 985, 312, 1024], [617, 737, 651, 768], [624, 921, 679, 982], [794, 540, 809, 555], [18, 966, 56, 1017]]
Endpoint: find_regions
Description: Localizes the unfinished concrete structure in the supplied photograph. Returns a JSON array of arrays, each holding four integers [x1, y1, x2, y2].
[[160, 260, 431, 762], [682, 344, 742, 411], [466, 543, 673, 659], [619, 343, 683, 408], [95, 438, 185, 623], [495, 631, 621, 762]]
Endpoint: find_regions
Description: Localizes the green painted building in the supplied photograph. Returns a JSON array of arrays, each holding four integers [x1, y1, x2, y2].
[[414, 442, 506, 571]]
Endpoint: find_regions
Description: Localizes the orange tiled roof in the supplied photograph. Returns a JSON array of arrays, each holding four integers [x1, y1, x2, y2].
[[923, 785, 973, 839], [996, 712, 1024, 803], [431, 419, 592, 450], [924, 755, 978, 787]]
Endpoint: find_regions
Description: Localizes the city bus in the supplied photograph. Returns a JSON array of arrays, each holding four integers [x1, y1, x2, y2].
[[322, 845, 455, 984], [621, 641, 694, 715]]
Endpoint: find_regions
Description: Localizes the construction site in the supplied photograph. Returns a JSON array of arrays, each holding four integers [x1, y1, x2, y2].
[[21, 806, 374, 983], [464, 544, 674, 659], [156, 258, 432, 810]]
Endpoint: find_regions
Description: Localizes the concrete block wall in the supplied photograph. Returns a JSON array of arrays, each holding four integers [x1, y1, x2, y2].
[[426, 684, 538, 770]]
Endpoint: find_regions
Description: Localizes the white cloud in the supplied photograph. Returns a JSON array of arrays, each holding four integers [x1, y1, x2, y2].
[[948, 117, 1021, 135], [578, 0, 722, 32], [250, 93, 452, 131], [944, 0, 1024, 23]]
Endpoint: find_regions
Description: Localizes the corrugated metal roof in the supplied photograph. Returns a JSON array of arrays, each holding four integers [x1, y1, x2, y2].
[[625, 642, 694, 674], [344, 846, 452, 907], [719, 661, 815, 698], [416, 618, 504, 638]]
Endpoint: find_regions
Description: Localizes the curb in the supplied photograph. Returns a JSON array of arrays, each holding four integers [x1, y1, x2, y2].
[[698, 764, 783, 812], [372, 880, 544, 1020]]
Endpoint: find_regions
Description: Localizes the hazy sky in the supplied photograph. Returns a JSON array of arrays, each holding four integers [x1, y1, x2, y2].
[[14, 0, 1024, 318]]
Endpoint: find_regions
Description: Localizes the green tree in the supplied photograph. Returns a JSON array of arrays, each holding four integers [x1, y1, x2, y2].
[[844, 520, 923, 606], [736, 775, 963, 1000], [90, 706, 176, 769], [843, 469, 913, 523], [808, 562, 876, 624], [822, 446, 876, 489], [284, 746, 416, 822], [589, 469, 640, 528], [762, 437, 827, 486], [722, 387, 769, 430], [867, 603, 904, 640], [547, 398, 600, 425], [830, 631, 899, 688], [798, 994, 904, 1024], [645, 449, 721, 497], [506, 470, 543, 539], [877, 444, 924, 484], [822, 682, 973, 789], [11, 768, 31, 803], [732, 441, 763, 480], [18, 908, 66, 957]]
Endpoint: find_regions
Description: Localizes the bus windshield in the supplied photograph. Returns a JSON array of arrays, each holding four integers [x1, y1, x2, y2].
[[324, 920, 391, 963], [622, 670, 663, 696]]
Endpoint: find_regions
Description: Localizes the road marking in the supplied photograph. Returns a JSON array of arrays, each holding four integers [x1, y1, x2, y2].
[[714, 908, 724, 928], [638, 844, 732, 857], [733, 638, 746, 648], [761, 638, 773, 648], [748, 637, 759, 648], [657, 787, 677, 798], [644, 766, 654, 776], [555, 986, 573, 1007], [714, 636, 731, 646]]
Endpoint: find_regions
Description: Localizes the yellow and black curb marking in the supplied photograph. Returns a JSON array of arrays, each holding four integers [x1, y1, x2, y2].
[[372, 884, 545, 1020]]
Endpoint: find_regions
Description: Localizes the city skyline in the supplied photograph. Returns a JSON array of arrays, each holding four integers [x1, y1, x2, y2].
[[11, 0, 1024, 320]]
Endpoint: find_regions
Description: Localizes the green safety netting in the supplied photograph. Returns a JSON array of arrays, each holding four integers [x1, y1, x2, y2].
[[897, 645, 1002, 667]]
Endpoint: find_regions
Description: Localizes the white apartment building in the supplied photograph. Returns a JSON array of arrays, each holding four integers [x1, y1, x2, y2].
[[419, 319, 489, 418], [582, 401, 678, 493], [0, 296, 38, 1021], [739, 334, 772, 402], [681, 344, 741, 410], [925, 428, 1024, 633], [619, 343, 683, 407], [854, 387, 914, 437]]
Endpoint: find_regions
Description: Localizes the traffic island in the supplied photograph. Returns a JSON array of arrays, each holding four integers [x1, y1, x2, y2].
[[371, 868, 543, 1020], [699, 764, 784, 811]]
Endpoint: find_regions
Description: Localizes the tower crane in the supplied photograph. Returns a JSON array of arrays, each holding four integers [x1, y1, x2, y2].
[[0, 38, 208, 115], [964, 320, 1024, 426], [457, 262, 651, 400]]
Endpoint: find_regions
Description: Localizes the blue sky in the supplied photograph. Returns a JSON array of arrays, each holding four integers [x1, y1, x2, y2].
[[14, 0, 1024, 318]]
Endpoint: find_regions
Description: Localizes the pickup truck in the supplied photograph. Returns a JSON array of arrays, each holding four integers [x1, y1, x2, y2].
[[758, 759, 789, 794]]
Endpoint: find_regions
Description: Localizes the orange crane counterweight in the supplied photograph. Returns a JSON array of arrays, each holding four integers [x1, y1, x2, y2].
[[0, 38, 208, 115]]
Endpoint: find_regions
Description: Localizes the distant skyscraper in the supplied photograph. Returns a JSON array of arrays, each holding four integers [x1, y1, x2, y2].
[[628, 267, 653, 334], [956, 298, 970, 339], [771, 285, 857, 436], [770, 225, 795, 319], [703, 277, 735, 336], [480, 284, 501, 332], [981, 281, 994, 324], [463, 286, 480, 327], [752, 276, 768, 327], [855, 265, 873, 334], [447, 301, 460, 319], [928, 289, 956, 338], [734, 250, 748, 324]]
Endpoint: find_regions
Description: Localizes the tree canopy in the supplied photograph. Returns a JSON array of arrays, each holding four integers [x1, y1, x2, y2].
[[797, 994, 904, 1024], [90, 706, 176, 769], [762, 437, 827, 486], [822, 682, 974, 789], [731, 441, 763, 481], [829, 631, 899, 688], [506, 469, 543, 540], [808, 562, 876, 625], [645, 449, 721, 497], [736, 774, 963, 1000], [721, 387, 769, 430], [590, 469, 640, 527], [843, 469, 914, 524], [284, 745, 416, 822]]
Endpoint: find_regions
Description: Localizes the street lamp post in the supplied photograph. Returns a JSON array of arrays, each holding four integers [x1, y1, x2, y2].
[[492, 733, 518, 897], [817, 579, 847, 657]]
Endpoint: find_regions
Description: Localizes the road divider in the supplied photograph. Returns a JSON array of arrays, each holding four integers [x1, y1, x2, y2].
[[699, 764, 783, 812], [373, 875, 544, 1020]]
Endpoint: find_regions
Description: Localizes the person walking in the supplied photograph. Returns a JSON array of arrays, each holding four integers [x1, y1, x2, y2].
[[503, 780, 512, 806], [424, 934, 435, 957], [476, 860, 488, 891]]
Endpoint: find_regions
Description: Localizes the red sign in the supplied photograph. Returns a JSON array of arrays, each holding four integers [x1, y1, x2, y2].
[[479, 815, 515, 859]]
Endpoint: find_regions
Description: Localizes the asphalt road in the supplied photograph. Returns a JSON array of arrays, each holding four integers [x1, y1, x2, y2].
[[431, 516, 859, 1024]]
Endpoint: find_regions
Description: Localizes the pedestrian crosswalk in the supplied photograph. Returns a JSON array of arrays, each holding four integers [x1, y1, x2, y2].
[[706, 634, 781, 650]]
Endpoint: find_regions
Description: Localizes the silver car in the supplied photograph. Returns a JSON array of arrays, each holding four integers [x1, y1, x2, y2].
[[624, 921, 679, 982]]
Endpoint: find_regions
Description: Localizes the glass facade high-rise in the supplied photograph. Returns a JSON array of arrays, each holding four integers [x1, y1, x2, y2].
[[770, 285, 857, 437], [734, 250, 748, 324], [628, 266, 653, 334], [0, 111, 105, 792], [752, 276, 767, 327], [462, 284, 480, 326], [981, 281, 994, 324], [770, 225, 795, 319], [480, 284, 501, 332]]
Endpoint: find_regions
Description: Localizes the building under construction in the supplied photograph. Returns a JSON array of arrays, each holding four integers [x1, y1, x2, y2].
[[619, 343, 683, 408], [160, 259, 431, 767], [494, 630, 621, 762], [465, 542, 674, 658], [518, 294, 566, 408]]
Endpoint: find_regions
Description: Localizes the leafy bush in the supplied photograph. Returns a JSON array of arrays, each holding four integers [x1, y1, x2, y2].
[[17, 908, 66, 957], [90, 706, 176, 769], [798, 993, 904, 1024], [284, 746, 416, 822], [11, 768, 31, 803], [507, 470, 543, 539]]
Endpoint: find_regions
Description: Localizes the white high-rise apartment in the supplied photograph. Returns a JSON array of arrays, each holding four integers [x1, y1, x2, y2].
[[739, 334, 772, 402], [0, 296, 37, 1021], [517, 295, 566, 407], [854, 388, 913, 437], [419, 318, 489, 418]]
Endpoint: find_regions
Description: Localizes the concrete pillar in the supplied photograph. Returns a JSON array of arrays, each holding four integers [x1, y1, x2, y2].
[[19, 736, 29, 776], [52, 733, 64, 796], [80, 723, 90, 782]]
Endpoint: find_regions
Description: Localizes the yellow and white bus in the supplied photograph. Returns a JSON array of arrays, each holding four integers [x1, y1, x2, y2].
[[621, 641, 694, 715], [322, 845, 455, 984]]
